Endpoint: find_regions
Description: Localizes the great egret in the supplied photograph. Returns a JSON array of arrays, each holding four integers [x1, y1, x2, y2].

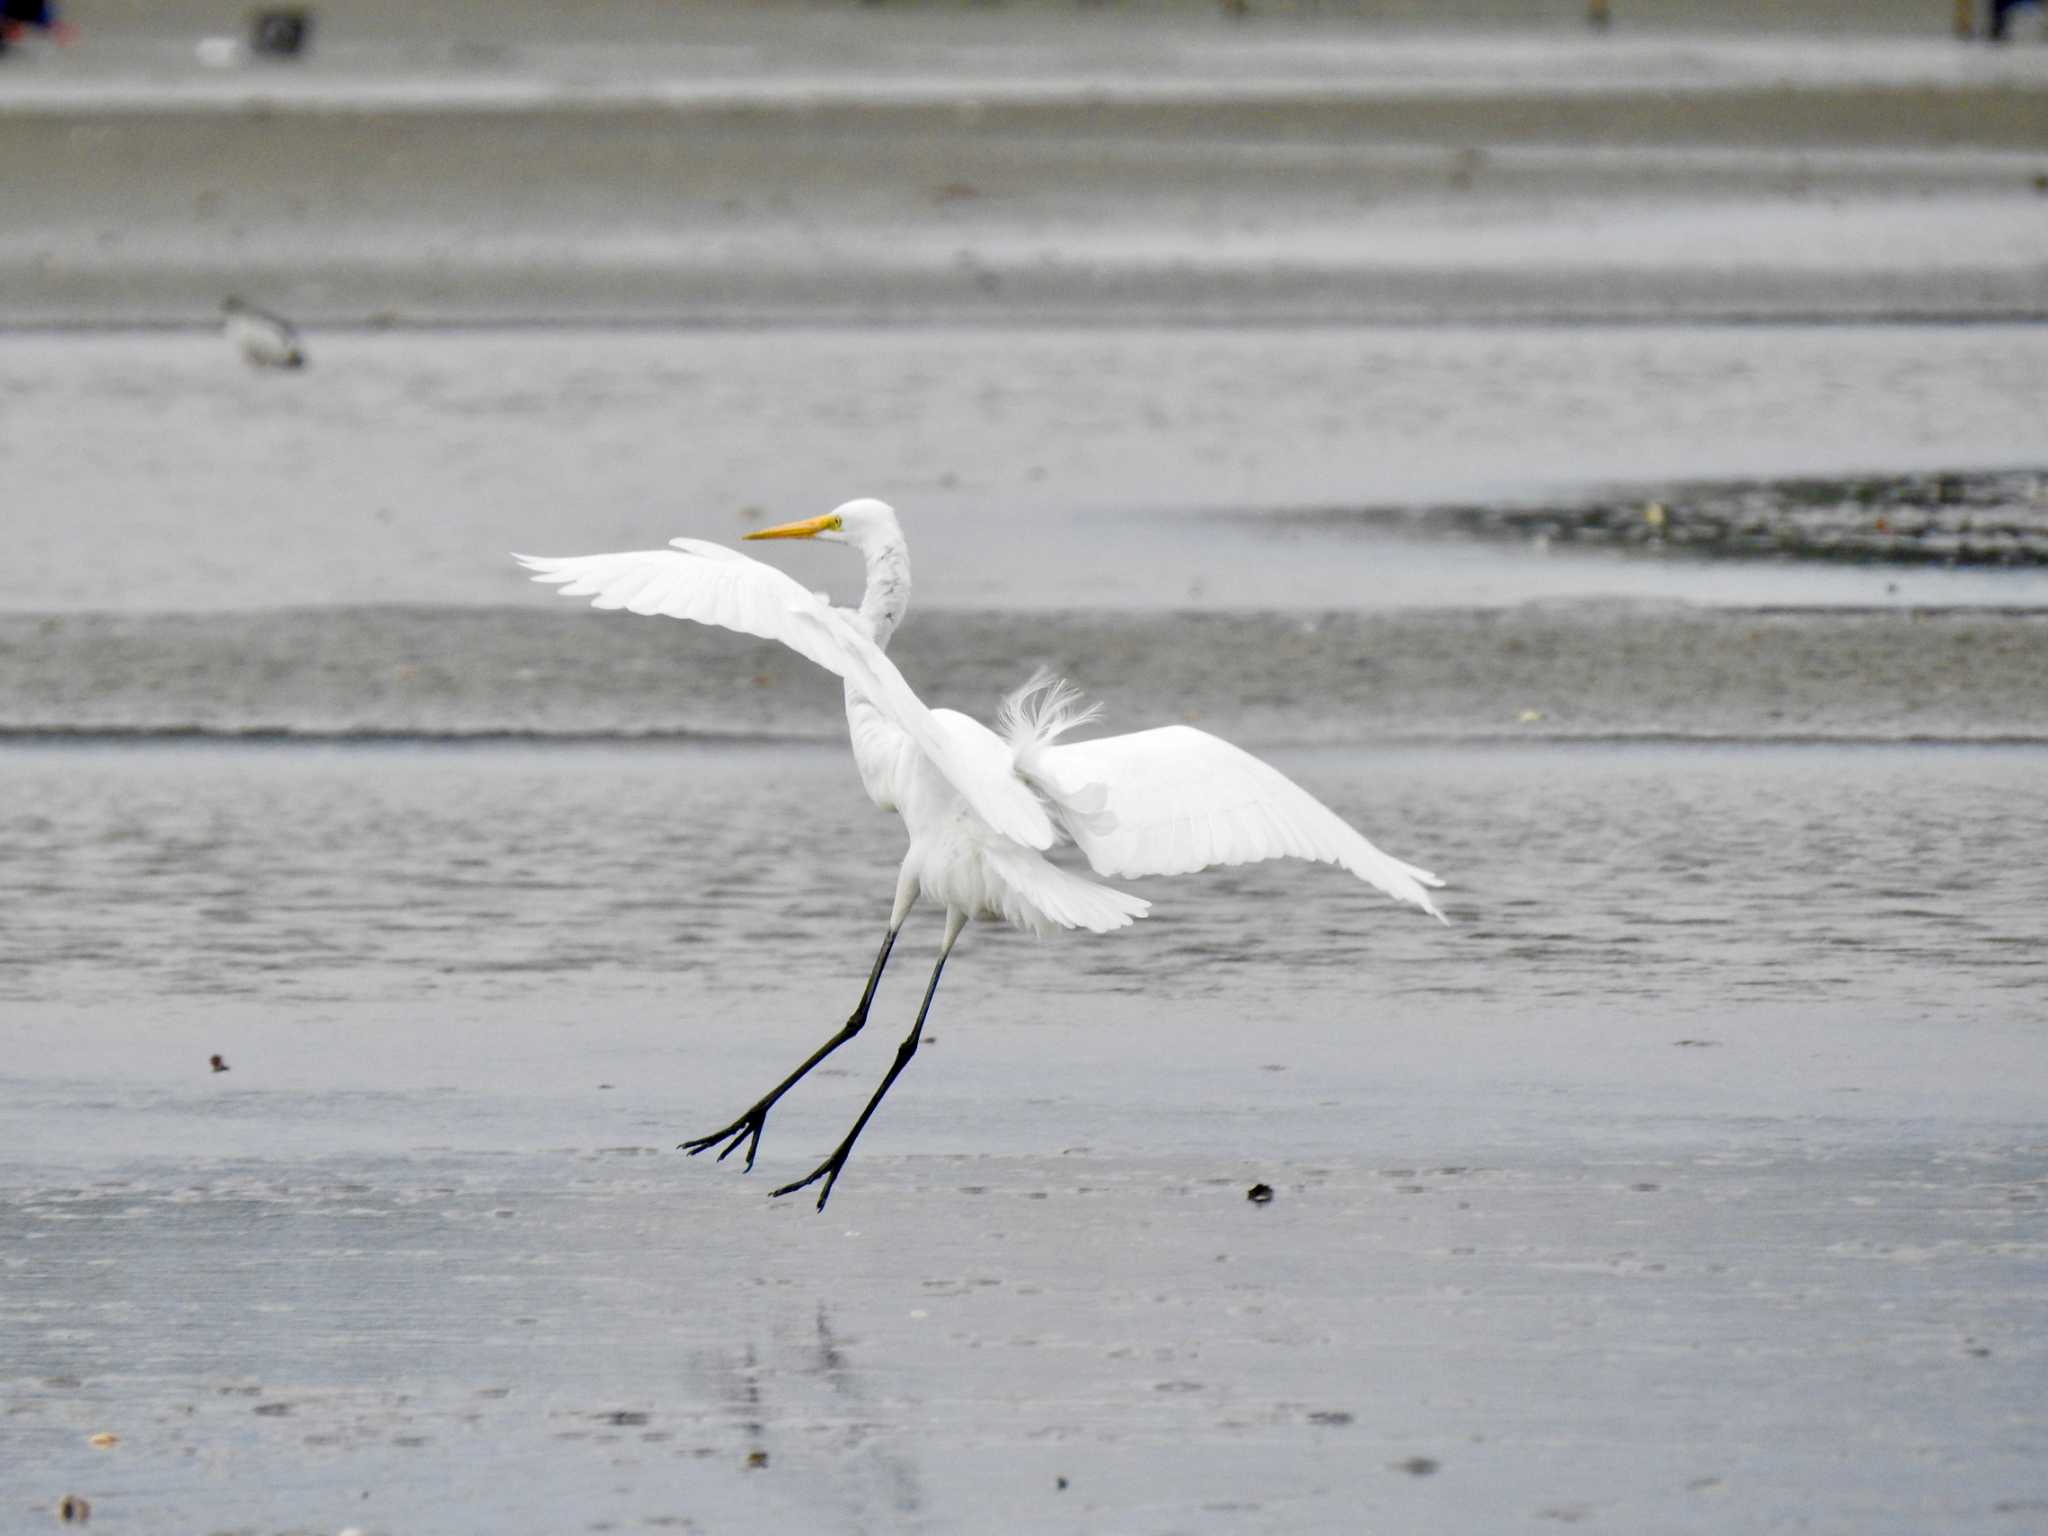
[[221, 297, 307, 370], [514, 498, 1445, 1210]]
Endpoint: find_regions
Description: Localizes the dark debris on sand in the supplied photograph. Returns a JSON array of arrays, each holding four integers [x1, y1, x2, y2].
[[1357, 469, 2048, 565]]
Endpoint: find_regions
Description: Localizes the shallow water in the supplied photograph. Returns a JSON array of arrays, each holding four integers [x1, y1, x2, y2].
[[7, 327, 2048, 615], [4, 739, 2046, 1532], [5, 738, 2045, 1018]]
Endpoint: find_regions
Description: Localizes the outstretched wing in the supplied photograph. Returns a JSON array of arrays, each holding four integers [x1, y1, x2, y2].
[[513, 541, 1055, 850], [1026, 724, 1446, 921]]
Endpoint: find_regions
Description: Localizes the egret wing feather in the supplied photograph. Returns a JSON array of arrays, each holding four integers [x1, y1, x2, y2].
[[1028, 724, 1447, 920], [513, 546, 1055, 850]]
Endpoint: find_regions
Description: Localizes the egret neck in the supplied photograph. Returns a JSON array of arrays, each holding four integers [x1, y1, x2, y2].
[[843, 518, 912, 812], [740, 498, 914, 809]]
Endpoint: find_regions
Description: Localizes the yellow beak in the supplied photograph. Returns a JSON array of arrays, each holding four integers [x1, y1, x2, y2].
[[743, 513, 842, 541]]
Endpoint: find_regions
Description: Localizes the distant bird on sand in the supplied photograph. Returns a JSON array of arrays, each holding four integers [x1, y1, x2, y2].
[[0, 0, 79, 54], [516, 498, 1446, 1211], [221, 297, 307, 369], [209, 1054, 230, 1073]]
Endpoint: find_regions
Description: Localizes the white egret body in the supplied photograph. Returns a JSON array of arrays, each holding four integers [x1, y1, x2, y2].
[[515, 498, 1444, 1208], [221, 297, 307, 369]]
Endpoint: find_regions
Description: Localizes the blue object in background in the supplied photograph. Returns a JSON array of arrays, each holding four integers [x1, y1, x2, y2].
[[0, 0, 58, 53], [1989, 0, 2041, 37]]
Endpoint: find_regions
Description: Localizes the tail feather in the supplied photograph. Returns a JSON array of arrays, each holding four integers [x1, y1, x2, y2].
[[999, 668, 1102, 761], [1001, 669, 1117, 837], [983, 843, 1150, 936]]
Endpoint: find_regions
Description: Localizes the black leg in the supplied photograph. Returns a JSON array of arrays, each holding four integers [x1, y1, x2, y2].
[[773, 915, 963, 1212], [679, 925, 900, 1172]]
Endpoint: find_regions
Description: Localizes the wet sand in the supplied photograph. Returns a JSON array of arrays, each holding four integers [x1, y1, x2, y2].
[[5, 739, 2046, 1532], [5, 14, 2046, 323], [9, 603, 2048, 743]]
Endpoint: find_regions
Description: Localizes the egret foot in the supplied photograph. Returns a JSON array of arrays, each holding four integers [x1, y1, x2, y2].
[[765, 927, 956, 1213], [679, 1105, 772, 1171], [770, 1148, 852, 1211], [675, 926, 903, 1179]]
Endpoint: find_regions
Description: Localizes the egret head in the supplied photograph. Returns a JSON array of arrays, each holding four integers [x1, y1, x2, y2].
[[744, 498, 899, 552]]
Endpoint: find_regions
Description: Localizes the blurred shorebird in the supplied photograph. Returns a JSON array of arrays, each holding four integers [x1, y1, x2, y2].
[[221, 296, 308, 369]]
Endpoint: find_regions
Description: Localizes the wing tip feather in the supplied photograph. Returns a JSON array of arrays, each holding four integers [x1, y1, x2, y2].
[[512, 552, 576, 584]]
